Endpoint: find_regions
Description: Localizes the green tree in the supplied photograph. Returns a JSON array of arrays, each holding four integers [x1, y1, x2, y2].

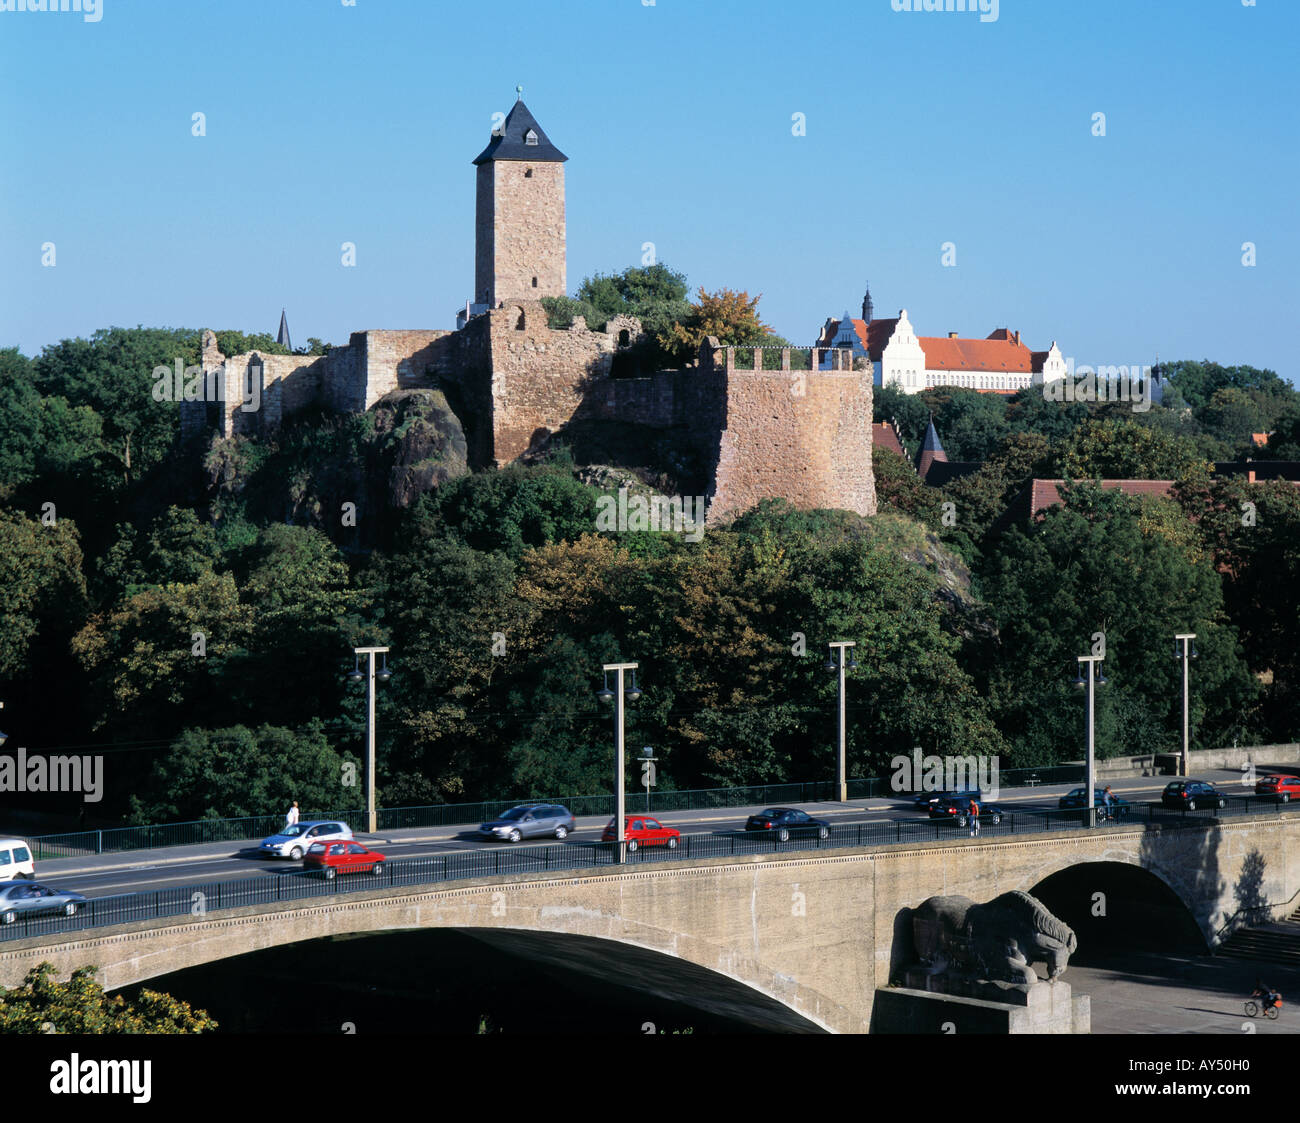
[[0, 508, 88, 679], [1054, 417, 1211, 483], [982, 485, 1259, 763], [129, 721, 358, 823], [417, 460, 597, 557], [33, 327, 200, 490], [71, 571, 254, 739], [0, 963, 216, 1034]]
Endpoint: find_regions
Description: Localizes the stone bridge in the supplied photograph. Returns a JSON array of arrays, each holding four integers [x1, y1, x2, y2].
[[3, 816, 1297, 1033]]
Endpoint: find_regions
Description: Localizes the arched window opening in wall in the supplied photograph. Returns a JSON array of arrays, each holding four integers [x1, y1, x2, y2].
[[514, 307, 526, 330], [618, 329, 630, 347], [532, 276, 538, 288]]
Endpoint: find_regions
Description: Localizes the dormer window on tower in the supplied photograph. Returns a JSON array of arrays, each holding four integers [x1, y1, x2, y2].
[[524, 129, 539, 146]]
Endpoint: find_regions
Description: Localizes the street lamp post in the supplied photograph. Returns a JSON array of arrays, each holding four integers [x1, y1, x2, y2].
[[1174, 633, 1197, 778], [347, 647, 392, 834], [598, 662, 641, 863], [825, 642, 858, 803], [1074, 654, 1106, 828]]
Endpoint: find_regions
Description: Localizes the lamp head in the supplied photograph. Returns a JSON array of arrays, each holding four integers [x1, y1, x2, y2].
[[625, 674, 643, 704]]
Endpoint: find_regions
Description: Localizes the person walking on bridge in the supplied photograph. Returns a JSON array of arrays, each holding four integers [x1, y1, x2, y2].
[[285, 800, 299, 829], [968, 797, 980, 837]]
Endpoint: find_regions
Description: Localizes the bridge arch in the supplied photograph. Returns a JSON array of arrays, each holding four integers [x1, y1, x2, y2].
[[1027, 860, 1207, 954], [131, 925, 826, 1033]]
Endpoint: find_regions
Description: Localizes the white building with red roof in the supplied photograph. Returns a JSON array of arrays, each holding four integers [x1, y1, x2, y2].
[[816, 287, 1067, 395]]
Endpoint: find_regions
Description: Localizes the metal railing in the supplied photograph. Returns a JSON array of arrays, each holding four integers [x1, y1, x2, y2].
[[5, 795, 1298, 946], [22, 765, 1099, 861], [24, 776, 922, 860]]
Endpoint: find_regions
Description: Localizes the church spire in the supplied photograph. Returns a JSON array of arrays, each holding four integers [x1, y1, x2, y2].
[[276, 309, 292, 352], [862, 282, 874, 323]]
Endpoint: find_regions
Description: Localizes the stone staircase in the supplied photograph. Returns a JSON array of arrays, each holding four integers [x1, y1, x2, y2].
[[1215, 904, 1300, 965]]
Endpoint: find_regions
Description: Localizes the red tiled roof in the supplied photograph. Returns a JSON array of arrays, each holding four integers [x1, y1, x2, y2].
[[1028, 479, 1175, 516], [872, 422, 905, 457], [917, 335, 1035, 374], [1252, 433, 1271, 447]]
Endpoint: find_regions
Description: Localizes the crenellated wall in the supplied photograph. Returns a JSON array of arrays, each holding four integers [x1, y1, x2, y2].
[[188, 313, 877, 527]]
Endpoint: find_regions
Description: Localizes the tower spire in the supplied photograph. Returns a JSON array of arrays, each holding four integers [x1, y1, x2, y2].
[[276, 308, 291, 352], [862, 282, 874, 323]]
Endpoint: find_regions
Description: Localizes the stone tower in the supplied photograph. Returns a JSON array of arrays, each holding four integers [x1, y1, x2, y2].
[[472, 95, 567, 308]]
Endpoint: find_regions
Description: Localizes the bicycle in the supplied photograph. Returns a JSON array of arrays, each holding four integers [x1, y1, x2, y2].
[[1244, 998, 1280, 1019]]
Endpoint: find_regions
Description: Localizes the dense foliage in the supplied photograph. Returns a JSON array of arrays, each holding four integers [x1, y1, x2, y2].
[[0, 319, 1296, 824], [0, 963, 216, 1033]]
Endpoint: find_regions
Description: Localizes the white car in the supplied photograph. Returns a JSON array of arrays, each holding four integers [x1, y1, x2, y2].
[[0, 839, 35, 881], [259, 820, 353, 860]]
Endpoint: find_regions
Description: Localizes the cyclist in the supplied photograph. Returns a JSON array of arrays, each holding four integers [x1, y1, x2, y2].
[[1253, 978, 1280, 1013]]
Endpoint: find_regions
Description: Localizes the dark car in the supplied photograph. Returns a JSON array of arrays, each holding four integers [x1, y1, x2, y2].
[[1059, 788, 1132, 816], [912, 788, 982, 810], [0, 881, 86, 924], [1161, 780, 1227, 811], [479, 804, 576, 843], [744, 808, 831, 842], [929, 796, 1003, 827]]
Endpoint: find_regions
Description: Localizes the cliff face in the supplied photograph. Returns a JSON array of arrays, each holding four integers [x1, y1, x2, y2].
[[372, 389, 469, 508], [202, 389, 468, 547]]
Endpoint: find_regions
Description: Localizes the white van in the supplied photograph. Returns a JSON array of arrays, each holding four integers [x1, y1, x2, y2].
[[0, 840, 35, 881]]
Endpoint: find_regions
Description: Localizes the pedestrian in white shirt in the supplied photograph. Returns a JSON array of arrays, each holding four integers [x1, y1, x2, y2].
[[286, 801, 299, 828]]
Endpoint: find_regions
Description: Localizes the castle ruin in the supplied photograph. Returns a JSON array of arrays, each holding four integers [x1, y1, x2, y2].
[[182, 96, 876, 525]]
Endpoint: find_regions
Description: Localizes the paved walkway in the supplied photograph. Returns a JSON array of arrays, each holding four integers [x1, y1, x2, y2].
[[1069, 949, 1299, 1034]]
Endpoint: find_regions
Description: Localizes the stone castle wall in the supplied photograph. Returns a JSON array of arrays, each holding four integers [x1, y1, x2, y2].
[[482, 302, 617, 464], [706, 361, 877, 525], [188, 311, 877, 527]]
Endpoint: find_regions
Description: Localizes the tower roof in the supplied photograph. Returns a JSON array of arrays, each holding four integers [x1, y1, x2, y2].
[[916, 416, 950, 479], [276, 308, 291, 351], [473, 98, 568, 165]]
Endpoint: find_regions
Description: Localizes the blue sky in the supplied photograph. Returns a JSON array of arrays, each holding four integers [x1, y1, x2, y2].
[[2, 0, 1296, 383]]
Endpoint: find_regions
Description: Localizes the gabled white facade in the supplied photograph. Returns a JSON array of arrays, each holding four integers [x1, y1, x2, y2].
[[879, 309, 927, 392]]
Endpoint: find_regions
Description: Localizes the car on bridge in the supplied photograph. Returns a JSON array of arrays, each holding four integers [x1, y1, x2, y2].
[[1254, 774, 1300, 802], [929, 796, 1003, 827], [1161, 780, 1228, 811], [479, 804, 576, 843], [0, 839, 35, 881], [0, 881, 86, 925], [912, 788, 982, 811], [601, 816, 680, 852], [304, 841, 387, 879], [1058, 788, 1132, 817], [744, 808, 831, 842], [260, 820, 354, 861]]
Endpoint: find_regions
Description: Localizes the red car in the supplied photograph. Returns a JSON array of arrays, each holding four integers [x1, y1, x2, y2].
[[601, 816, 680, 852], [304, 841, 387, 879], [1255, 775, 1300, 803]]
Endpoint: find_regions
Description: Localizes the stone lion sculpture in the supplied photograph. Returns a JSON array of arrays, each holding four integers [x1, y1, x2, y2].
[[911, 890, 1077, 987]]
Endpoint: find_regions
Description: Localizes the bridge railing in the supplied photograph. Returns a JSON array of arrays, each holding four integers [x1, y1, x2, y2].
[[23, 776, 929, 860], [4, 795, 1298, 946]]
